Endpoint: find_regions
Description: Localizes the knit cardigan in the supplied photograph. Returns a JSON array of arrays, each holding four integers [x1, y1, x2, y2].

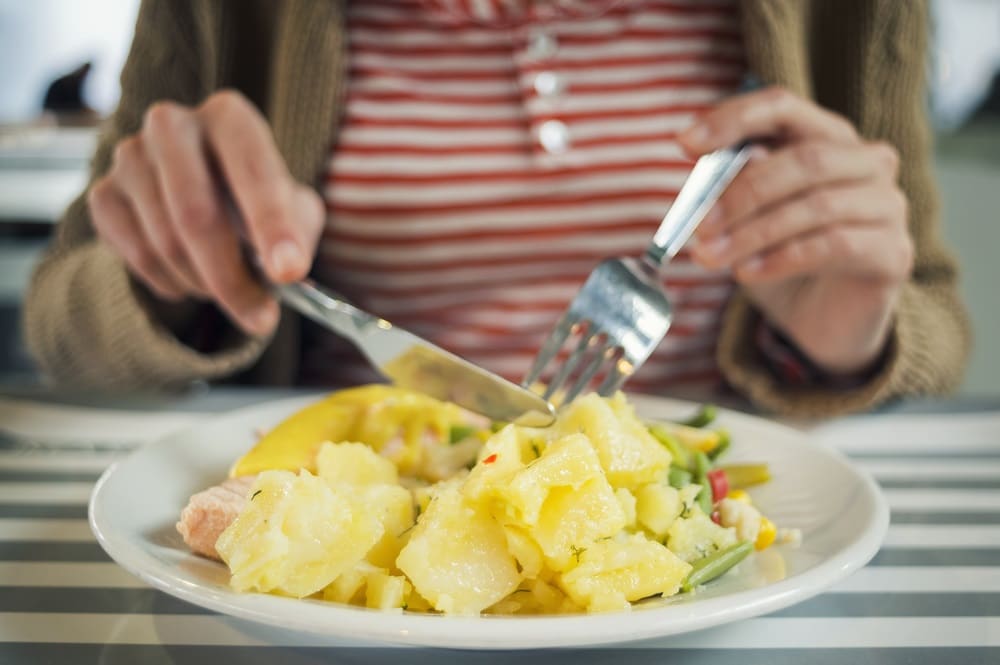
[[23, 0, 970, 417]]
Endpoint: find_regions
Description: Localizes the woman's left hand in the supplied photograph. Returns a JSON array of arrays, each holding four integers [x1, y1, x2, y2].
[[679, 86, 914, 378]]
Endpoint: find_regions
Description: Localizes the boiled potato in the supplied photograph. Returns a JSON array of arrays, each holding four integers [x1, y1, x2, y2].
[[357, 483, 415, 570], [503, 525, 545, 579], [322, 561, 383, 604], [531, 477, 627, 572], [666, 508, 738, 563], [216, 470, 383, 598], [557, 533, 693, 612], [396, 487, 521, 615], [615, 488, 637, 529], [498, 433, 604, 526], [634, 483, 682, 538], [316, 441, 398, 485], [462, 425, 524, 504], [219, 389, 759, 616], [551, 393, 670, 489], [365, 571, 411, 610]]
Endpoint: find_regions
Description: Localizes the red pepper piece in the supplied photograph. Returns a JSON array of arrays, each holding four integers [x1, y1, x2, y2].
[[483, 453, 498, 465], [707, 469, 728, 504], [710, 510, 721, 525]]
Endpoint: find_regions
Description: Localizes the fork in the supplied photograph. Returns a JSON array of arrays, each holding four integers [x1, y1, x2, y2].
[[522, 140, 754, 405]]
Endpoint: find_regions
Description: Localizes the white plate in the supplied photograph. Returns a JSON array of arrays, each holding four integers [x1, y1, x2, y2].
[[89, 394, 888, 650]]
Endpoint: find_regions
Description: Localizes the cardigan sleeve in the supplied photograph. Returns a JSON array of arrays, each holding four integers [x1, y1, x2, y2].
[[21, 0, 267, 391], [715, 0, 971, 418]]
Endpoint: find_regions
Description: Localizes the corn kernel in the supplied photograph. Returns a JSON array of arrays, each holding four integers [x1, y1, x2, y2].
[[755, 516, 777, 550], [727, 489, 750, 503]]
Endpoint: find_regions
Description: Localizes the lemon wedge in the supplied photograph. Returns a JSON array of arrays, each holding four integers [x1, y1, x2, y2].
[[229, 385, 470, 478]]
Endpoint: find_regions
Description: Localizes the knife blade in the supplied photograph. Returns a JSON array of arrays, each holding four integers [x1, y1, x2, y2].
[[275, 278, 556, 427]]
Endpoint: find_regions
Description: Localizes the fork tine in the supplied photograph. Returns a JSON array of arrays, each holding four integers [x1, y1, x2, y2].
[[522, 314, 575, 390], [542, 327, 596, 402], [595, 356, 635, 397], [561, 343, 615, 405]]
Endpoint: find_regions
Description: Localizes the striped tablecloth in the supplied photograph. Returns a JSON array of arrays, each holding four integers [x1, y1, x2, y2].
[[0, 395, 998, 664]]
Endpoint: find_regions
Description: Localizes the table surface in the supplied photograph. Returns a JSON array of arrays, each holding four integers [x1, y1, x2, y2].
[[0, 389, 998, 664]]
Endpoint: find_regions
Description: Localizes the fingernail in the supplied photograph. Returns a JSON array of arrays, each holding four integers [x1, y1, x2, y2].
[[247, 300, 279, 335], [269, 240, 303, 279]]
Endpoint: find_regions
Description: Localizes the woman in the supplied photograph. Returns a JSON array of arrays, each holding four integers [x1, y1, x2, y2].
[[23, 0, 969, 417]]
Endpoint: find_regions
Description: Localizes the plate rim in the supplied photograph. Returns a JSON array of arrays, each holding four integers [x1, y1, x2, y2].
[[89, 393, 889, 649]]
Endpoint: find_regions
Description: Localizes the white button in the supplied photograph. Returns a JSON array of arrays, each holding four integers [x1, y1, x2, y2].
[[528, 32, 558, 59], [533, 71, 564, 97], [538, 120, 570, 154]]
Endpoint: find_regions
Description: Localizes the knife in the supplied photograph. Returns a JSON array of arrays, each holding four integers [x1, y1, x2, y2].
[[223, 186, 554, 426], [274, 278, 556, 427]]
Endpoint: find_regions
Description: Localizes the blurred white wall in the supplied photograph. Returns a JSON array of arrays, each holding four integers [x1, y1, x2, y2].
[[0, 0, 140, 122], [931, 0, 1000, 130]]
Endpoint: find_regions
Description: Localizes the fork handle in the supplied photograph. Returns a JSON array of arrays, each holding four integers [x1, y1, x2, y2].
[[644, 141, 753, 267], [645, 74, 763, 268]]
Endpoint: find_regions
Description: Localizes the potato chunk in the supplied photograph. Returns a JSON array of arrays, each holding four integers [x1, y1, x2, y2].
[[552, 393, 670, 489], [532, 478, 627, 572], [498, 433, 604, 526], [462, 425, 524, 504], [634, 483, 682, 538], [357, 483, 415, 570], [558, 533, 693, 612], [316, 441, 398, 486], [666, 509, 738, 563], [365, 571, 412, 611], [396, 488, 521, 615], [216, 470, 383, 598]]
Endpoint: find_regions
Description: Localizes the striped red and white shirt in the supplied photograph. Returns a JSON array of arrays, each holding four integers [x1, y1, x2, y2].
[[304, 0, 745, 397]]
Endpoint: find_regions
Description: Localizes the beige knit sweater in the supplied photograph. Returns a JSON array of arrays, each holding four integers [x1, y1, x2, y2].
[[23, 0, 970, 418]]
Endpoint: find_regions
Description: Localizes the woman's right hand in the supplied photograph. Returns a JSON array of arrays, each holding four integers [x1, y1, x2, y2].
[[88, 90, 325, 336]]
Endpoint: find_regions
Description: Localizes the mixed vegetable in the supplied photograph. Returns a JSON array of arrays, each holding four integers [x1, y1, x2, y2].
[[210, 387, 797, 615], [646, 404, 787, 589]]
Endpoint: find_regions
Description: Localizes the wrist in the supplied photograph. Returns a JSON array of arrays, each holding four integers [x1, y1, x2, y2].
[[756, 320, 892, 389]]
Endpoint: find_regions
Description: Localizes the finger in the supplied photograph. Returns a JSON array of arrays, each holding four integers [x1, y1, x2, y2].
[[292, 183, 326, 258], [691, 182, 909, 271], [678, 86, 859, 155], [198, 91, 311, 283], [88, 178, 186, 301], [731, 221, 914, 285], [697, 140, 901, 240], [141, 100, 278, 336], [109, 135, 206, 296]]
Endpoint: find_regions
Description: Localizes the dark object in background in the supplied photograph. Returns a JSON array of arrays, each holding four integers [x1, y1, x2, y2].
[[975, 71, 1000, 118], [42, 62, 93, 112], [41, 62, 99, 126]]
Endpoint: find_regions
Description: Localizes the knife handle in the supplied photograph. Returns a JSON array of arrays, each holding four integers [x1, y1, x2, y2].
[[220, 185, 371, 341]]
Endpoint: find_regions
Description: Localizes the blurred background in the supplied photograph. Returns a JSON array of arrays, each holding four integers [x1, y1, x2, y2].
[[0, 0, 998, 395]]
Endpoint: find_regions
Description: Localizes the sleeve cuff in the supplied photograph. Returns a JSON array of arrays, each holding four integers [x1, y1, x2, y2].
[[754, 320, 888, 390], [25, 242, 268, 391]]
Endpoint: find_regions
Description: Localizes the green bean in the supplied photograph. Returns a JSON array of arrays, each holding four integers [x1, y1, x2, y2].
[[695, 480, 713, 516], [691, 451, 714, 514], [692, 450, 711, 478], [649, 424, 691, 470], [707, 429, 731, 461], [720, 463, 771, 488], [668, 466, 692, 489], [682, 404, 717, 428], [682, 541, 753, 592], [448, 425, 480, 445]]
